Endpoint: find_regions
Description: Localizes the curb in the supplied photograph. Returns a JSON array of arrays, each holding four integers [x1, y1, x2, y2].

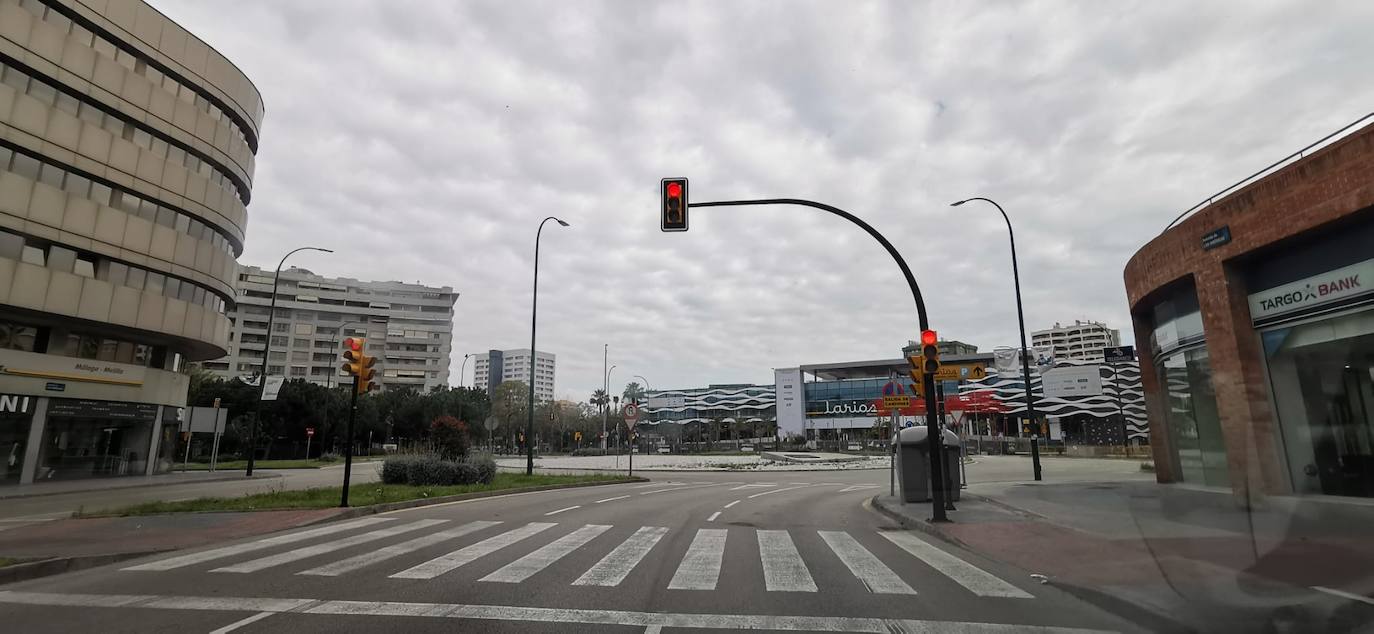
[[0, 473, 283, 501], [0, 551, 169, 587], [867, 494, 1195, 633]]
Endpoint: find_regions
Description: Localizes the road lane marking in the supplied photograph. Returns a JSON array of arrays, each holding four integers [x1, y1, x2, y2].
[[208, 611, 275, 633], [122, 517, 397, 571], [880, 531, 1032, 598], [213, 520, 447, 573], [545, 506, 580, 516], [299, 521, 501, 577], [667, 528, 728, 590], [1314, 586, 1374, 606], [594, 495, 630, 503], [729, 484, 775, 491], [723, 500, 741, 508], [572, 526, 669, 587], [706, 512, 721, 522], [746, 485, 811, 499], [757, 530, 817, 592], [481, 525, 612, 583], [632, 482, 688, 489], [639, 482, 729, 495], [0, 591, 1117, 632], [390, 523, 556, 579], [819, 531, 916, 595], [839, 485, 882, 493]]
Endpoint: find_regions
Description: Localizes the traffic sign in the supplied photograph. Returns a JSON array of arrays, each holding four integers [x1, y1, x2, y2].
[[932, 362, 987, 382], [622, 403, 640, 423], [1103, 345, 1135, 364], [574, 431, 582, 441], [305, 427, 315, 437], [881, 395, 911, 409], [484, 416, 499, 431]]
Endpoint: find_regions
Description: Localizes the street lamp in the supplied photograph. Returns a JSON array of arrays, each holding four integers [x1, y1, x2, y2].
[[247, 246, 332, 477], [528, 216, 570, 475], [459, 353, 473, 388], [603, 363, 616, 451], [951, 197, 1042, 481]]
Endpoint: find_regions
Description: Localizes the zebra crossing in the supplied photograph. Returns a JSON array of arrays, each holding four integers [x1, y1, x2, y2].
[[120, 517, 1034, 598]]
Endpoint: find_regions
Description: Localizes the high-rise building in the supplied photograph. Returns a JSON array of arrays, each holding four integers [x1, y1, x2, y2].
[[472, 349, 555, 401], [1030, 320, 1121, 363], [205, 266, 458, 392], [0, 0, 261, 485]]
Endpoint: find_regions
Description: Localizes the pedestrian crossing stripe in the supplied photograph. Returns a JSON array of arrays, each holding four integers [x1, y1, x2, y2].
[[122, 520, 1035, 599]]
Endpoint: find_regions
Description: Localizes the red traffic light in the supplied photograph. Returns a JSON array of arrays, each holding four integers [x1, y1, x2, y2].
[[344, 337, 363, 351], [666, 181, 682, 198], [661, 177, 688, 232], [921, 330, 938, 346]]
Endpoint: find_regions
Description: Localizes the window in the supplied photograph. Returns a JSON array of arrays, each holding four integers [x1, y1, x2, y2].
[[21, 243, 46, 266], [294, 323, 314, 335], [273, 323, 290, 332], [73, 254, 96, 278], [0, 320, 40, 352], [270, 336, 288, 346], [269, 351, 286, 361], [290, 366, 307, 376]]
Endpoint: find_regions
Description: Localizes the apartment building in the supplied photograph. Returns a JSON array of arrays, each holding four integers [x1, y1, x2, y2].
[[1030, 320, 1121, 363], [206, 266, 457, 392], [472, 348, 555, 401]]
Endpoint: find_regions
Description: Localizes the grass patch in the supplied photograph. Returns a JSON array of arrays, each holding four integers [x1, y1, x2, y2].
[[92, 473, 629, 516], [177, 456, 382, 471], [0, 557, 18, 568]]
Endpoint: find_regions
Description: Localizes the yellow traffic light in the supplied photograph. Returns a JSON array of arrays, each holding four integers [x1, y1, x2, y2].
[[907, 355, 922, 383], [920, 329, 941, 375], [340, 337, 378, 394], [357, 353, 378, 394]]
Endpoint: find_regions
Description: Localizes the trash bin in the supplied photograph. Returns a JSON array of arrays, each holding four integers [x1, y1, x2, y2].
[[896, 426, 961, 503]]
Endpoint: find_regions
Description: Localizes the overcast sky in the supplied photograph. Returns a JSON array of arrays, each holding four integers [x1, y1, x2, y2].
[[157, 0, 1373, 401]]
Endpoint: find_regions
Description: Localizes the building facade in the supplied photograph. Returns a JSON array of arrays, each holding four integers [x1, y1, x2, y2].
[[1031, 320, 1121, 363], [1125, 118, 1374, 499], [205, 266, 457, 393], [0, 0, 261, 485], [472, 348, 555, 401]]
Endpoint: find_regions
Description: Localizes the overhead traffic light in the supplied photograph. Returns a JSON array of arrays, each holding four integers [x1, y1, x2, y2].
[[340, 336, 378, 394], [661, 177, 688, 232], [920, 329, 941, 375]]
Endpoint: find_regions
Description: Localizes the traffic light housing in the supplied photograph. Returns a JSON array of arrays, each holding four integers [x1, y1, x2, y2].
[[661, 177, 688, 232], [907, 355, 922, 383], [340, 336, 378, 394], [920, 329, 941, 374]]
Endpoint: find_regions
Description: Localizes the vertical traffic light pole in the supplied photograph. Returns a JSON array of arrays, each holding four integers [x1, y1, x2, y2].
[[340, 374, 359, 508], [688, 198, 949, 522]]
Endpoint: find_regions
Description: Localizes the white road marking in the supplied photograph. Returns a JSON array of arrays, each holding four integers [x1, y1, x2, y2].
[[481, 524, 612, 583], [757, 530, 817, 592], [122, 517, 397, 571], [208, 611, 275, 634], [747, 485, 811, 499], [0, 591, 1117, 633], [667, 528, 728, 590], [213, 519, 447, 573], [706, 512, 721, 522], [644, 626, 662, 634], [545, 506, 580, 516], [839, 485, 882, 493], [729, 483, 775, 491], [639, 482, 729, 495], [723, 500, 741, 508], [572, 526, 669, 587], [1314, 586, 1374, 606], [299, 521, 501, 577], [631, 482, 688, 489], [390, 523, 557, 579], [594, 495, 630, 503], [819, 531, 916, 595], [880, 531, 1033, 598]]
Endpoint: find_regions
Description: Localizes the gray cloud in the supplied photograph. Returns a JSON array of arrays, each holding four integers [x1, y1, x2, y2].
[[155, 0, 1374, 399]]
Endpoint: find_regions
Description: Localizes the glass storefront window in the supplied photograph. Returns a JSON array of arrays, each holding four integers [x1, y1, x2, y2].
[[0, 411, 31, 484], [1159, 347, 1230, 487], [1262, 308, 1374, 497]]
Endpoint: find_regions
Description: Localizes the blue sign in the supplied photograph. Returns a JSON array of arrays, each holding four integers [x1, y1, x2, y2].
[[1201, 226, 1231, 250], [45, 382, 65, 392]]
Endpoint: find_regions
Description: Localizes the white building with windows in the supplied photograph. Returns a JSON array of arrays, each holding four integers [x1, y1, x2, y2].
[[206, 266, 457, 392], [1031, 320, 1121, 363], [472, 349, 555, 401]]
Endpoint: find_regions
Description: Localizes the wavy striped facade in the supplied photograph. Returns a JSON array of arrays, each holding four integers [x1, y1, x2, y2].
[[959, 360, 1149, 442], [641, 384, 776, 426]]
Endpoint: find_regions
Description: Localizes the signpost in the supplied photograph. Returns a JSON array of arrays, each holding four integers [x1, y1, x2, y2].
[[622, 403, 640, 477], [209, 398, 222, 472], [305, 427, 316, 462], [1102, 345, 1136, 448]]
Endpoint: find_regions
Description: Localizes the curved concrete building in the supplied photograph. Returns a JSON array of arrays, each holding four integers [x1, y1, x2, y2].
[[0, 0, 261, 485]]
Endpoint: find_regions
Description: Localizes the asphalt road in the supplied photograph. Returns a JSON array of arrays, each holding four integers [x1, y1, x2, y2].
[[0, 466, 1140, 633]]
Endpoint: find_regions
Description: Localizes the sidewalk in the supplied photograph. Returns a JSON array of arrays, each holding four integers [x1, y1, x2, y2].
[[0, 471, 275, 500], [873, 480, 1374, 633]]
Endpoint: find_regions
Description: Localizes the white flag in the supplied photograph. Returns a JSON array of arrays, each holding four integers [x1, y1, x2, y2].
[[261, 376, 286, 401], [1032, 346, 1057, 375], [993, 347, 1019, 373]]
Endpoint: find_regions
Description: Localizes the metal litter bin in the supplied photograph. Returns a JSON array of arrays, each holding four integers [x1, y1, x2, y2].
[[896, 426, 961, 503]]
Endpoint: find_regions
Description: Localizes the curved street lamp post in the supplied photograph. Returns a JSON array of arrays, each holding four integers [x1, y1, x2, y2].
[[951, 197, 1042, 481], [527, 217, 569, 475]]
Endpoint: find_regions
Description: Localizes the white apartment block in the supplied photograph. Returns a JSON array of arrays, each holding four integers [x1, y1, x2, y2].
[[205, 266, 458, 392], [1031, 320, 1122, 363], [472, 349, 556, 402]]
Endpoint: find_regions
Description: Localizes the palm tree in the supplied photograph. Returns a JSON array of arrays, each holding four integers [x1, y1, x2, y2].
[[589, 389, 609, 412], [622, 382, 646, 404]]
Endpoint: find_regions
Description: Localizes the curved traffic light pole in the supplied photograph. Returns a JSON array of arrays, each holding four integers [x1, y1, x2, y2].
[[689, 198, 952, 521]]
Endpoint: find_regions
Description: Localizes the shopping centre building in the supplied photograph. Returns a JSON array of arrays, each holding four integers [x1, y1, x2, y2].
[[0, 0, 261, 485], [1125, 117, 1374, 498]]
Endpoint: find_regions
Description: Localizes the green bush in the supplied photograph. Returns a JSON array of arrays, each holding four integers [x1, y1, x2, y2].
[[381, 455, 419, 484], [570, 448, 606, 457], [381, 453, 495, 486], [468, 454, 497, 484], [317, 452, 340, 463]]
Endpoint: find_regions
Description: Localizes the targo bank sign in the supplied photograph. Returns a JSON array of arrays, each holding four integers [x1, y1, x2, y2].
[[1249, 258, 1372, 321]]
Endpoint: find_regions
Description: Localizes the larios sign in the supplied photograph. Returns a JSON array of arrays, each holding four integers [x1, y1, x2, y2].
[[808, 401, 879, 417], [1249, 258, 1374, 321]]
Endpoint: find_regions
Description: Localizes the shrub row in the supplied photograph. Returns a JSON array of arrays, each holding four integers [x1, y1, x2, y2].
[[381, 453, 497, 486]]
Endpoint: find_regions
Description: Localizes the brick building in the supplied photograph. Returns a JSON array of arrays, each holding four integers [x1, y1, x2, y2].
[[1124, 117, 1374, 500]]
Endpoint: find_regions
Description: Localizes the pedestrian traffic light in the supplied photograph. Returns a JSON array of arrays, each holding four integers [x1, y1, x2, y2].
[[920, 329, 941, 374], [661, 177, 688, 232]]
